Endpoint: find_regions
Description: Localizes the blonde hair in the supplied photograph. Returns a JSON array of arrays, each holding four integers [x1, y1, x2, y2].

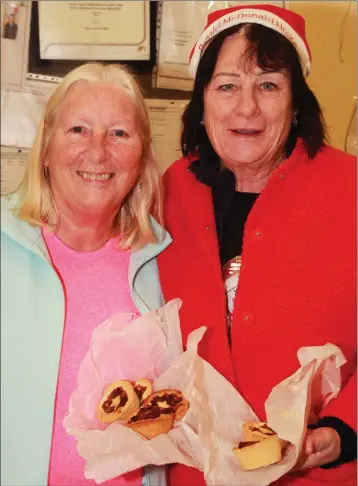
[[15, 62, 163, 249]]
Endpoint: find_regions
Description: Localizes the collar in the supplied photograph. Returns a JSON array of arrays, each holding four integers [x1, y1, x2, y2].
[[129, 216, 172, 284], [1, 192, 50, 261]]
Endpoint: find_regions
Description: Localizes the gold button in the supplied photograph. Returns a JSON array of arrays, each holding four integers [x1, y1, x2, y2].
[[243, 312, 253, 323]]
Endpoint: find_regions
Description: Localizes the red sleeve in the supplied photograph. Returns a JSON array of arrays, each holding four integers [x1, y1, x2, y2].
[[320, 370, 357, 432]]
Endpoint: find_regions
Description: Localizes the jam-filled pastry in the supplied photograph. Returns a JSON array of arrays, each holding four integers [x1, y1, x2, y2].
[[243, 421, 277, 442], [133, 378, 153, 404], [97, 380, 139, 424], [142, 389, 189, 421], [125, 405, 174, 440], [233, 434, 283, 470]]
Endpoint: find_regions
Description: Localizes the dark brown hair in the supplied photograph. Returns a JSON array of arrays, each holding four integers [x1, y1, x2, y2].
[[182, 23, 327, 160]]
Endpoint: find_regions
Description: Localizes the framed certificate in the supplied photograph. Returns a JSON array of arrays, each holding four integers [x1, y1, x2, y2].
[[38, 1, 150, 60]]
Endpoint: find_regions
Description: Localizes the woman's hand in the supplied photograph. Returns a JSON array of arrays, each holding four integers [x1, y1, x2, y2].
[[293, 427, 341, 471]]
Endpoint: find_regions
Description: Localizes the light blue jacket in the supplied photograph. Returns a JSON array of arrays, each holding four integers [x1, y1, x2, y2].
[[1, 193, 171, 486]]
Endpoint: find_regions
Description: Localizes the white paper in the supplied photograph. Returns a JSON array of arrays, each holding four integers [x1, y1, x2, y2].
[[0, 146, 28, 195], [1, 90, 49, 148], [146, 99, 187, 173], [64, 300, 347, 485], [23, 74, 61, 98], [0, 2, 31, 91], [38, 1, 150, 60], [156, 1, 284, 91]]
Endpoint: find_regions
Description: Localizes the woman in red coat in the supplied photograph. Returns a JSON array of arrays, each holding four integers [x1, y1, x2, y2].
[[157, 4, 356, 486]]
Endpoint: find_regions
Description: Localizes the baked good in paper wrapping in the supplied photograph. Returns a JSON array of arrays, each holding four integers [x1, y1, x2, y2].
[[233, 421, 284, 470], [126, 389, 189, 440], [126, 405, 175, 439], [97, 380, 140, 424], [233, 434, 283, 471], [97, 383, 188, 439], [243, 421, 277, 441], [142, 389, 189, 421], [133, 378, 153, 404]]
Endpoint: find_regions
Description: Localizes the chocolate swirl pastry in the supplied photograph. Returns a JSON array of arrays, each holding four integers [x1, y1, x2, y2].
[[97, 381, 189, 440], [97, 380, 139, 424], [233, 421, 286, 470], [133, 378, 153, 404], [129, 405, 162, 422], [233, 434, 283, 470], [125, 389, 189, 440], [125, 405, 175, 440], [243, 421, 277, 442], [142, 389, 189, 421]]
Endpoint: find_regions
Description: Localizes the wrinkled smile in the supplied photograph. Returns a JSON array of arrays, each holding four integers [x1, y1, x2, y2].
[[77, 171, 115, 181]]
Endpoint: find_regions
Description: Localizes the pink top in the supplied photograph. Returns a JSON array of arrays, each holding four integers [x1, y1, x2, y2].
[[43, 230, 142, 486]]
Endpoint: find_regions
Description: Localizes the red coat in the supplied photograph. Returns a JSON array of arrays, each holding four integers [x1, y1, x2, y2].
[[157, 143, 357, 486]]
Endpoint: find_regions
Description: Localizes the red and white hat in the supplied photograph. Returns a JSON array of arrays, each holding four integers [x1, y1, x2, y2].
[[189, 4, 311, 78]]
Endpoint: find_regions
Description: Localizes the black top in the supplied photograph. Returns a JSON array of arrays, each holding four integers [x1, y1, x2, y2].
[[189, 145, 259, 265], [220, 191, 259, 265]]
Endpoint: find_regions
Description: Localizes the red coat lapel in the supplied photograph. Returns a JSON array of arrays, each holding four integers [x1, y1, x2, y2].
[[158, 158, 237, 386]]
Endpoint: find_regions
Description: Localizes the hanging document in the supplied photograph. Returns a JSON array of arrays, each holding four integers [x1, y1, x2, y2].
[[38, 1, 150, 60], [146, 99, 187, 173], [1, 147, 28, 196]]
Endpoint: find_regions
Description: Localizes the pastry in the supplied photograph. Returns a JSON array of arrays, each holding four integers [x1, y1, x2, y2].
[[243, 421, 277, 442], [133, 378, 153, 404], [98, 381, 188, 440], [233, 434, 282, 470], [126, 405, 174, 439], [142, 389, 189, 421], [97, 380, 140, 424]]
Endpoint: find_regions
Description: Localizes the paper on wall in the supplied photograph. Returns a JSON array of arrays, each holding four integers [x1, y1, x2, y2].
[[146, 99, 187, 173], [0, 146, 28, 195], [1, 2, 31, 92], [38, 1, 150, 60], [1, 90, 49, 148]]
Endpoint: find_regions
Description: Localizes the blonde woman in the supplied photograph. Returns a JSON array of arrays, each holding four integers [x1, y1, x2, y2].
[[1, 63, 170, 486]]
